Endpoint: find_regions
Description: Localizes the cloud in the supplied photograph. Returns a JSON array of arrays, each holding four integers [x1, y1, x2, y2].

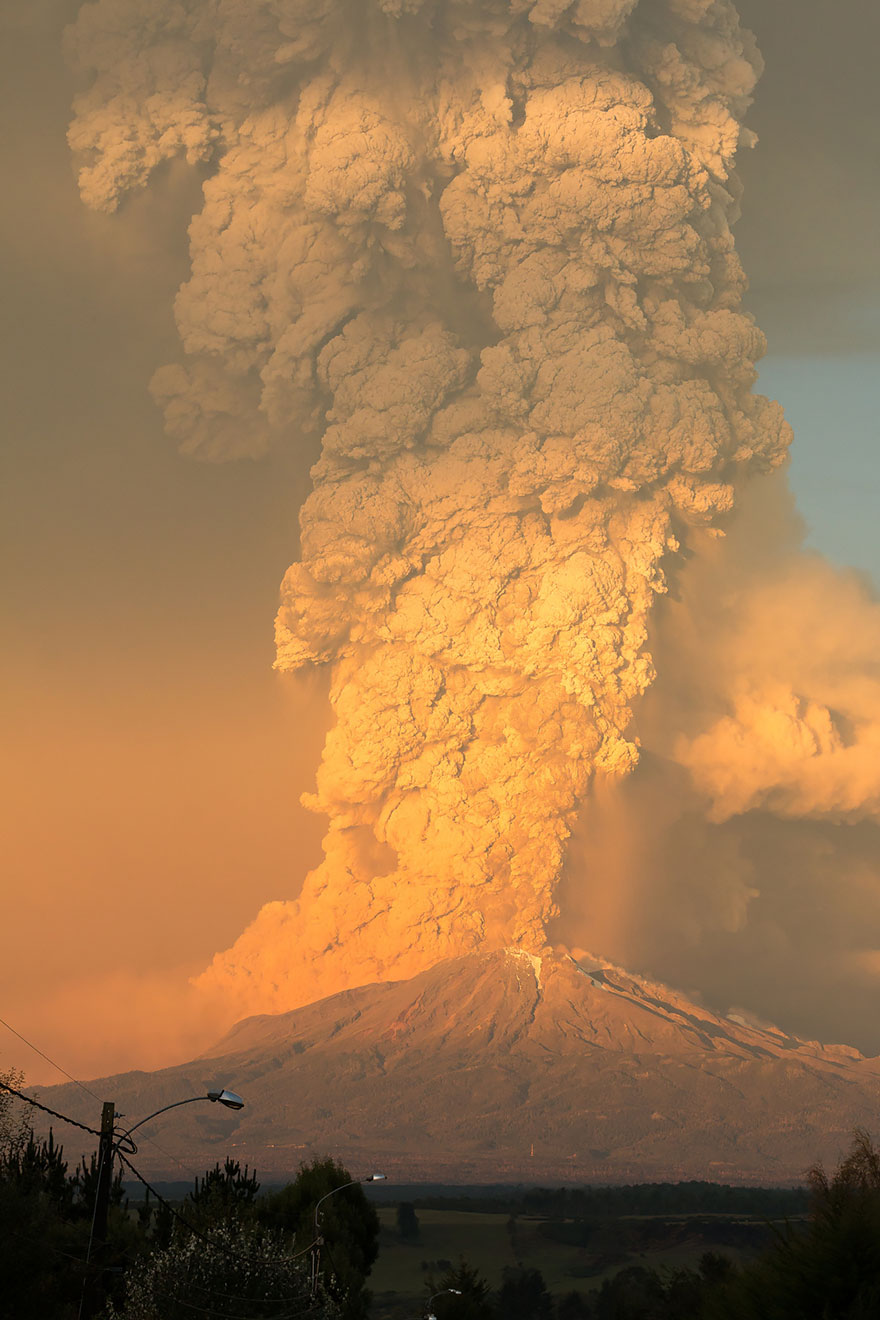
[[64, 0, 820, 1022], [645, 474, 880, 823]]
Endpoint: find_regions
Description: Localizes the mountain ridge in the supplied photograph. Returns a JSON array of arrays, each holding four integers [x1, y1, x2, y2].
[[33, 949, 880, 1184]]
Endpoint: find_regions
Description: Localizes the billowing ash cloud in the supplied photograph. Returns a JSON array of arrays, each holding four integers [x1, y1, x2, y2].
[[555, 472, 880, 1050], [66, 0, 793, 1015]]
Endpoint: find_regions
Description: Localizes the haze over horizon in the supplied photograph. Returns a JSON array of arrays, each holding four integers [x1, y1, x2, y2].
[[2, 0, 879, 1094]]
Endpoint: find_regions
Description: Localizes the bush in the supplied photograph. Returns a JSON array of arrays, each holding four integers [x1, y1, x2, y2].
[[105, 1221, 339, 1320]]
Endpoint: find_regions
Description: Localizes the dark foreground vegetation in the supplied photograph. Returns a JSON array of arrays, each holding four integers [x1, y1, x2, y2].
[[5, 1070, 880, 1319]]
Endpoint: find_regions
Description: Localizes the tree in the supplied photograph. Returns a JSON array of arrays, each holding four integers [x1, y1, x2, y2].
[[426, 1258, 494, 1320], [556, 1292, 591, 1320], [0, 1067, 28, 1156], [7, 1126, 76, 1209], [0, 1123, 131, 1318], [708, 1128, 880, 1319], [498, 1266, 554, 1320], [593, 1265, 667, 1320], [106, 1221, 341, 1320], [186, 1157, 261, 1228], [259, 1156, 380, 1320], [397, 1199, 421, 1239]]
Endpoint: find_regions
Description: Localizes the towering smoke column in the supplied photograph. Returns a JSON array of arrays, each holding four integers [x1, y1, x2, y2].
[[67, 0, 789, 1015]]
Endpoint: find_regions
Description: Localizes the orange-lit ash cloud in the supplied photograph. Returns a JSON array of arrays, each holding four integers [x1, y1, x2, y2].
[[65, 0, 798, 1019]]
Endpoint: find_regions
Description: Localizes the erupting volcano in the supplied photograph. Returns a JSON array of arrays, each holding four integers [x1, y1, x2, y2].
[[66, 0, 789, 1013], [64, 0, 880, 1062]]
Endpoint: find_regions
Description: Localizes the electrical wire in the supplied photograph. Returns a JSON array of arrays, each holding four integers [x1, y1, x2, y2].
[[166, 1270, 323, 1309], [116, 1122, 198, 1178], [0, 1013, 103, 1104], [0, 1079, 103, 1140], [116, 1151, 319, 1265], [1, 1081, 316, 1280], [148, 1284, 320, 1319], [1, 1079, 330, 1316], [155, 1261, 329, 1311], [116, 1152, 329, 1316], [320, 1238, 343, 1289], [0, 1083, 213, 1249], [6, 1229, 89, 1267], [0, 1013, 207, 1181]]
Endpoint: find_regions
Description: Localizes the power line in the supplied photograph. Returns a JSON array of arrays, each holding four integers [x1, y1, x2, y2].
[[0, 1012, 200, 1180], [0, 1013, 103, 1104], [116, 1150, 318, 1266], [116, 1151, 323, 1316], [0, 1079, 103, 1140], [6, 1229, 89, 1267], [0, 1080, 192, 1196], [119, 1118, 199, 1182], [149, 1285, 318, 1319], [1, 1080, 323, 1315]]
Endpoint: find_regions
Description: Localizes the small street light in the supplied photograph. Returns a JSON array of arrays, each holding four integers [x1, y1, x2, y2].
[[426, 1288, 462, 1319], [310, 1173, 387, 1295]]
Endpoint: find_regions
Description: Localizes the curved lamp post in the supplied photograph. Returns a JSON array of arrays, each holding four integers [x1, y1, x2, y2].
[[80, 1087, 245, 1319], [426, 1288, 462, 1319], [310, 1173, 386, 1295], [115, 1088, 245, 1153]]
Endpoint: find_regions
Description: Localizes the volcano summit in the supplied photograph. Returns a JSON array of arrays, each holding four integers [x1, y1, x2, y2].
[[40, 951, 880, 1184]]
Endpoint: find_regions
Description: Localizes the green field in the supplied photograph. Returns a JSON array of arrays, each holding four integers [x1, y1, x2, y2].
[[369, 1206, 779, 1317]]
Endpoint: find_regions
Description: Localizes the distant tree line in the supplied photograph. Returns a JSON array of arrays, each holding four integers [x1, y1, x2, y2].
[[412, 1180, 809, 1219], [424, 1132, 880, 1320]]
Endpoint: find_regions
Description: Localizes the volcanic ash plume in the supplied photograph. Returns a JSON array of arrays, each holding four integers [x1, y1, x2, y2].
[[67, 0, 789, 1014]]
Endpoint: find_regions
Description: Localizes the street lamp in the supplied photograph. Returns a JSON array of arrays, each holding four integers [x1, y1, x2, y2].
[[79, 1087, 245, 1318], [115, 1088, 245, 1152], [426, 1288, 462, 1319], [310, 1173, 387, 1295]]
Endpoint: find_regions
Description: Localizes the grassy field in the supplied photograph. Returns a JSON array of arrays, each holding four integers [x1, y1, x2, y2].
[[369, 1205, 779, 1317], [372, 1208, 516, 1295]]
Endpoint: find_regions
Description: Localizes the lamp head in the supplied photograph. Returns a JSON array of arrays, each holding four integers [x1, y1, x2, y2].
[[364, 1173, 386, 1182], [207, 1089, 245, 1111]]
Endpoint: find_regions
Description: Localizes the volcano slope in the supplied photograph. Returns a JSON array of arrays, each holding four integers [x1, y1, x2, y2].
[[37, 950, 880, 1183]]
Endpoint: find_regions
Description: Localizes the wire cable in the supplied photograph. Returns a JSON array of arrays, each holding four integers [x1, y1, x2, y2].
[[0, 1081, 189, 1207], [148, 1285, 319, 1319], [0, 1013, 103, 1104], [153, 1261, 328, 1311], [116, 1151, 319, 1265], [6, 1229, 89, 1268], [0, 1080, 103, 1140], [1, 1080, 322, 1313], [0, 1014, 206, 1182], [122, 1128, 197, 1179], [116, 1152, 326, 1316]]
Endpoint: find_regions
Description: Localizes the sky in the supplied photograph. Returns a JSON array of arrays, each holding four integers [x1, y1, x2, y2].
[[735, 0, 880, 581], [1, 0, 879, 1087]]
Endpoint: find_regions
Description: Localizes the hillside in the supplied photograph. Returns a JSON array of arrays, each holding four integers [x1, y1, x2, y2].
[[36, 950, 880, 1183]]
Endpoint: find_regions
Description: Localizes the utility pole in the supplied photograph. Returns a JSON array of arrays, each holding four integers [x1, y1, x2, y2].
[[92, 1101, 116, 1249], [80, 1101, 116, 1319]]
